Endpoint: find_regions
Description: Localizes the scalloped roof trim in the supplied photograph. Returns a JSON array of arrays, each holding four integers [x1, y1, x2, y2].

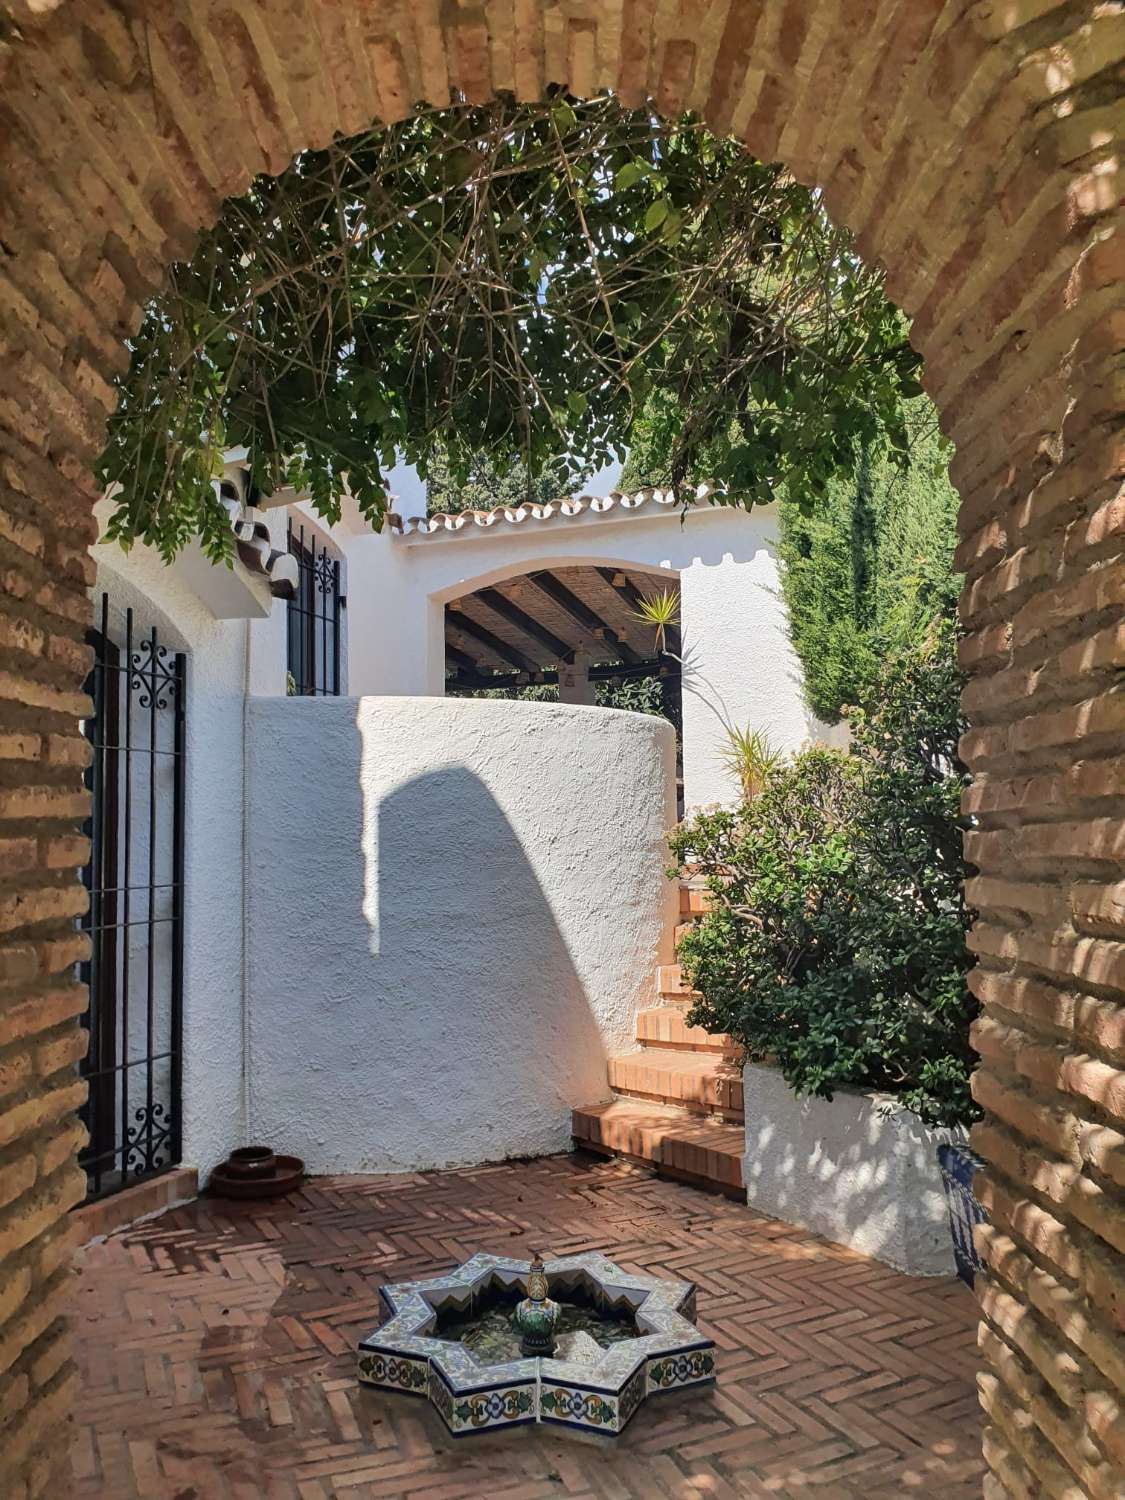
[[390, 481, 726, 537]]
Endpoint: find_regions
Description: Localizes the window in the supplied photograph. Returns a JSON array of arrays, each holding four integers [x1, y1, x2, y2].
[[287, 518, 345, 695], [80, 592, 186, 1201]]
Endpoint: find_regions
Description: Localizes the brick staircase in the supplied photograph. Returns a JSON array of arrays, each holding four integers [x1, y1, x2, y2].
[[572, 882, 745, 1198]]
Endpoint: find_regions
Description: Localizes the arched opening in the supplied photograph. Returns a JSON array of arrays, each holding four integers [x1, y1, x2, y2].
[[0, 6, 1119, 1497]]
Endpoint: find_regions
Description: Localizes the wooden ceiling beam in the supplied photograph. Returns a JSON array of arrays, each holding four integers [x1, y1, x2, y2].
[[526, 570, 642, 664], [475, 585, 576, 663], [447, 608, 535, 674], [595, 567, 681, 656], [446, 621, 510, 675], [445, 642, 482, 675]]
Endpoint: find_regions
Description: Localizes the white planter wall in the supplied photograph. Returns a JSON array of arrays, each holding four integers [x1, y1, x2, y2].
[[245, 696, 678, 1174], [741, 1063, 960, 1276]]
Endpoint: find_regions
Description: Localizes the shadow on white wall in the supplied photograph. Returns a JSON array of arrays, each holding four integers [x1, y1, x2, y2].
[[742, 1066, 959, 1275], [245, 696, 676, 1174]]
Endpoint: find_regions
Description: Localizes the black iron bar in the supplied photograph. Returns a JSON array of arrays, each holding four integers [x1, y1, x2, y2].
[[95, 744, 178, 757], [287, 517, 342, 696], [120, 607, 133, 1186], [97, 620, 122, 1194], [321, 541, 330, 695], [299, 523, 309, 693], [97, 663, 179, 686], [145, 625, 158, 1174], [170, 650, 186, 1165], [84, 915, 177, 935], [87, 594, 109, 1197], [79, 593, 186, 1203], [312, 531, 323, 695], [81, 1050, 179, 1078], [82, 1136, 172, 1176], [332, 559, 342, 694], [92, 879, 178, 896]]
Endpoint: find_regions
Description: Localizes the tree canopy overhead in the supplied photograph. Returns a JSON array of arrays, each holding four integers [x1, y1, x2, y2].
[[100, 90, 924, 559], [423, 444, 593, 515]]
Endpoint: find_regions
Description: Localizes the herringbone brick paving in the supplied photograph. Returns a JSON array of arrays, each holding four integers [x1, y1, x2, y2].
[[71, 1154, 984, 1499]]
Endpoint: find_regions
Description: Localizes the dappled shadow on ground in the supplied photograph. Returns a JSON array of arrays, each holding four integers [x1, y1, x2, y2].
[[71, 1153, 984, 1499]]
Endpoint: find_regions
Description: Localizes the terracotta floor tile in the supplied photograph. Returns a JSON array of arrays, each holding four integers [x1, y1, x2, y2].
[[71, 1153, 984, 1499]]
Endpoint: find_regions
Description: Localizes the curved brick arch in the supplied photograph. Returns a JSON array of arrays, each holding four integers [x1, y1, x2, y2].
[[0, 3, 1120, 1496]]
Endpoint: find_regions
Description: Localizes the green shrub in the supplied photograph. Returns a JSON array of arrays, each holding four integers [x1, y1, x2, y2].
[[670, 619, 976, 1126], [777, 398, 961, 724]]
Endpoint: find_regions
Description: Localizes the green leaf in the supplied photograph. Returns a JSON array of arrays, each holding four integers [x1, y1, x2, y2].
[[613, 159, 650, 190], [550, 100, 577, 135], [644, 197, 670, 232], [660, 206, 682, 243], [101, 93, 927, 561]]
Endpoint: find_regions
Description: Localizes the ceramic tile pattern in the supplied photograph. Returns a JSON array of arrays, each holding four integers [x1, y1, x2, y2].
[[70, 1153, 984, 1498], [359, 1251, 713, 1436]]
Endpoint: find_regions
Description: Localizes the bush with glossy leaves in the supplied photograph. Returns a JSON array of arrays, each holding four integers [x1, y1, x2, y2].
[[671, 619, 976, 1127]]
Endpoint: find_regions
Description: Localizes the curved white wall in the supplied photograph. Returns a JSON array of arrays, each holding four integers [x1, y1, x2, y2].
[[245, 696, 678, 1173]]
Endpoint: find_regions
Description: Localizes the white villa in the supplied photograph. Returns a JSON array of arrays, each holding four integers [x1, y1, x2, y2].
[[124, 456, 835, 800], [84, 460, 950, 1277]]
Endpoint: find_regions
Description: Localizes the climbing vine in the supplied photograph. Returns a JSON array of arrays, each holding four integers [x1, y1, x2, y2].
[[100, 92, 922, 558]]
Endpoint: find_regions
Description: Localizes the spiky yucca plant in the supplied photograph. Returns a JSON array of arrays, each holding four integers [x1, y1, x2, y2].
[[632, 588, 680, 654], [718, 727, 780, 802]]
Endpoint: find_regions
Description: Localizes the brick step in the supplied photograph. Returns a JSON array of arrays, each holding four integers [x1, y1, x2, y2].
[[657, 963, 699, 1001], [678, 883, 713, 916], [572, 1097, 743, 1197], [635, 1005, 741, 1057], [607, 1049, 743, 1120]]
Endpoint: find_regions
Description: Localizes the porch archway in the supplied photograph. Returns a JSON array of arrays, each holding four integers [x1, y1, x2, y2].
[[0, 4, 1120, 1495]]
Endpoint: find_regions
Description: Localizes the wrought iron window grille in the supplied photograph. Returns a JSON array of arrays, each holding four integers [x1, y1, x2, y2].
[[79, 592, 186, 1203], [287, 517, 345, 696]]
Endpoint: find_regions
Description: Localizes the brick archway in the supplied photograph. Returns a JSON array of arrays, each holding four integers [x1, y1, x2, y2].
[[0, 3, 1120, 1494]]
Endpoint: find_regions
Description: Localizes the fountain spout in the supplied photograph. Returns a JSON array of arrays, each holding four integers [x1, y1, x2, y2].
[[512, 1250, 561, 1357]]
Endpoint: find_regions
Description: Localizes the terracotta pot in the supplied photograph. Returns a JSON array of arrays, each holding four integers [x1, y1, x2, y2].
[[209, 1148, 305, 1200], [225, 1146, 278, 1180]]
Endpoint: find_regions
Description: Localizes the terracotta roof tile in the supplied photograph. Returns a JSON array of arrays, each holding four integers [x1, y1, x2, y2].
[[217, 480, 298, 598], [391, 481, 725, 538]]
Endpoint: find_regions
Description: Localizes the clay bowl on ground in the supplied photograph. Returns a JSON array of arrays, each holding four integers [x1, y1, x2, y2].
[[210, 1149, 305, 1199], [225, 1146, 278, 1179]]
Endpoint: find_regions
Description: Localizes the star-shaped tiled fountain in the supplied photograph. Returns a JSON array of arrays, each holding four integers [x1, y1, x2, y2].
[[357, 1250, 715, 1438]]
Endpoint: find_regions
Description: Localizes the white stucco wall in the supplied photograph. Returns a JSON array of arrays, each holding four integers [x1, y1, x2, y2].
[[677, 535, 817, 809], [741, 1064, 961, 1276], [89, 522, 252, 1179], [245, 696, 678, 1174], [340, 500, 833, 810]]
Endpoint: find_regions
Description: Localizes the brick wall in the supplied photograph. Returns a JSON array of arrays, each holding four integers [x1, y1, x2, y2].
[[0, 0, 1119, 1494]]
